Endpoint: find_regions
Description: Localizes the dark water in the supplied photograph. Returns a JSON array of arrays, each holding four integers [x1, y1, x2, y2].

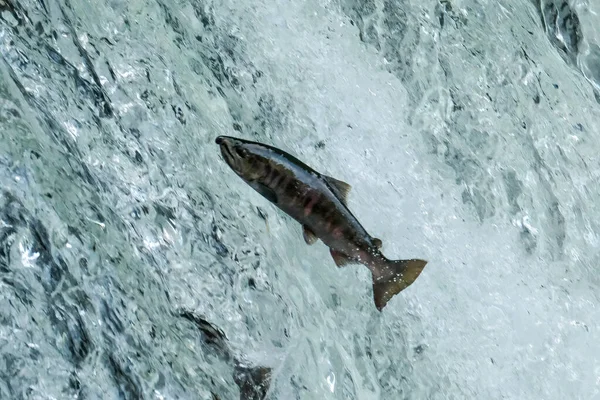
[[1, 0, 599, 398]]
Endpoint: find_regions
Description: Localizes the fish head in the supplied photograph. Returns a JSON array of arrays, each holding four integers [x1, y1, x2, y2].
[[216, 136, 270, 182]]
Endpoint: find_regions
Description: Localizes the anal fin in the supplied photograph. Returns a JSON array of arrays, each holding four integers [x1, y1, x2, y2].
[[253, 182, 278, 204], [330, 249, 354, 267], [303, 225, 318, 245]]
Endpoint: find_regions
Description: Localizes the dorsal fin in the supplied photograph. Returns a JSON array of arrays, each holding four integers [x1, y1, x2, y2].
[[323, 175, 351, 205]]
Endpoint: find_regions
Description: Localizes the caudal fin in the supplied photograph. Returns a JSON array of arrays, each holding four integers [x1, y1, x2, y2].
[[233, 363, 272, 400], [372, 259, 427, 311]]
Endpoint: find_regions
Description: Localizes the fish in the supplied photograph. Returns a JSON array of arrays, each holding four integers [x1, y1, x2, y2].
[[180, 311, 272, 400], [215, 135, 427, 311]]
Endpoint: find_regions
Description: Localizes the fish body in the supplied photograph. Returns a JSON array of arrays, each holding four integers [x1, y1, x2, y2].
[[180, 311, 272, 400], [216, 135, 427, 310]]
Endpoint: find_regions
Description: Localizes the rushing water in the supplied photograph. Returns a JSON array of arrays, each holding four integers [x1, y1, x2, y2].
[[1, 0, 600, 398]]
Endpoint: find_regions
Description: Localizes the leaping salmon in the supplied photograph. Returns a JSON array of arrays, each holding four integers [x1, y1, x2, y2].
[[216, 135, 427, 311]]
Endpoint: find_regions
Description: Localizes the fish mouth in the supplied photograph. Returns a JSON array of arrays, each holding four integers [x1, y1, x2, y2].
[[216, 136, 240, 170], [220, 143, 236, 166]]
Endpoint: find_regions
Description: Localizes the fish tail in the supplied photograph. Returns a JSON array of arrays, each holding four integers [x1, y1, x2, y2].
[[233, 362, 272, 400], [372, 258, 427, 311]]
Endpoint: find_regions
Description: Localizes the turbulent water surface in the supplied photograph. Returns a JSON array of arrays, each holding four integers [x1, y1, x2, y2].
[[1, 0, 600, 398]]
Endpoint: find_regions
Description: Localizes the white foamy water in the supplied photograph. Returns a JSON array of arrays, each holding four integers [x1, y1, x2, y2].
[[1, 0, 599, 398]]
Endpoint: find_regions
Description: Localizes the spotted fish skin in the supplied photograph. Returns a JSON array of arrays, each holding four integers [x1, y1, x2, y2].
[[216, 135, 427, 311]]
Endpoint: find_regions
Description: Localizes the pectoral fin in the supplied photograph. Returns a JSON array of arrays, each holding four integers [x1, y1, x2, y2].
[[253, 183, 278, 204], [303, 226, 318, 245], [330, 249, 354, 267]]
